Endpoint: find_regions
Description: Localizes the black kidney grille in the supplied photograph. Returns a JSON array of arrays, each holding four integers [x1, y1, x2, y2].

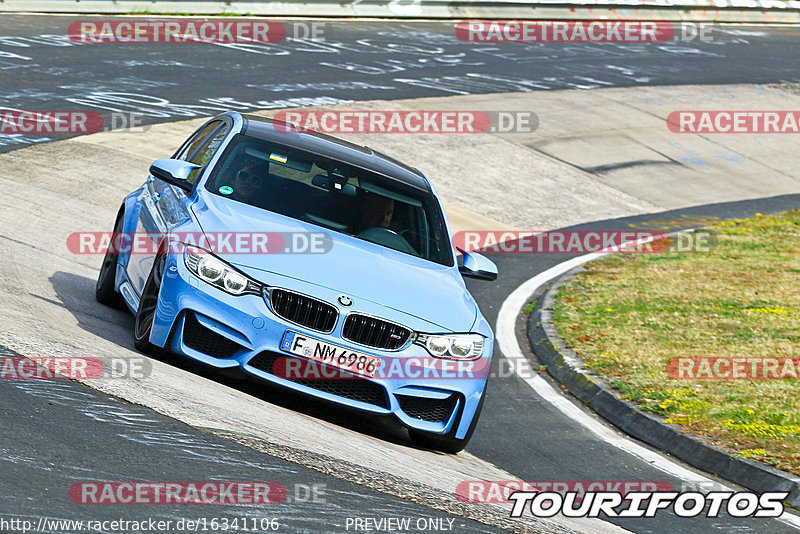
[[269, 289, 338, 332], [247, 351, 389, 408], [182, 313, 243, 359], [397, 394, 458, 423], [342, 314, 411, 350]]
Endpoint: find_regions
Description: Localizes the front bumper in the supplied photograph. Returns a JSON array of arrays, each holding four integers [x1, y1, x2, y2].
[[147, 252, 492, 440]]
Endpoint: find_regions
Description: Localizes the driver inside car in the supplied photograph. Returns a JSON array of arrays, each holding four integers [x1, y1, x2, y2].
[[355, 193, 418, 255], [359, 193, 394, 231]]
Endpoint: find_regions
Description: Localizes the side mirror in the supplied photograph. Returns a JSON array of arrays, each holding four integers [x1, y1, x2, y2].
[[457, 248, 498, 281], [149, 158, 200, 192]]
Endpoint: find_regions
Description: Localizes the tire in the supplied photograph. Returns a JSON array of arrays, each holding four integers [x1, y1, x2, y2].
[[95, 210, 125, 308], [409, 386, 487, 454], [133, 252, 167, 354]]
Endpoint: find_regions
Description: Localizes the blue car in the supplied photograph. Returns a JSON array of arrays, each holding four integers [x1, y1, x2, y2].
[[95, 111, 498, 453]]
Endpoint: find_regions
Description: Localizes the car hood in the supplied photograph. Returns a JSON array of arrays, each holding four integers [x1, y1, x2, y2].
[[191, 194, 477, 331]]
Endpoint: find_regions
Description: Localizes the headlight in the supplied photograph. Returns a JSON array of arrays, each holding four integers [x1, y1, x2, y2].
[[184, 245, 262, 296], [198, 256, 224, 282], [415, 333, 485, 360]]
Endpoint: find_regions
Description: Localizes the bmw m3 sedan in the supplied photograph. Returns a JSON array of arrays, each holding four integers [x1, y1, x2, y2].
[[96, 111, 498, 452]]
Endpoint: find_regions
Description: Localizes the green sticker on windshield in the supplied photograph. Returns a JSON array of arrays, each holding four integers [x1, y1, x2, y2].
[[219, 186, 233, 195]]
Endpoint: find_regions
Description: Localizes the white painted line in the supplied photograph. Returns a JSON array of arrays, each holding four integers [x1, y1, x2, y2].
[[495, 238, 800, 529]]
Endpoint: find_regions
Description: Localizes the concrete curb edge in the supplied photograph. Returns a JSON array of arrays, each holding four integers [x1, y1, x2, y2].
[[526, 267, 800, 508]]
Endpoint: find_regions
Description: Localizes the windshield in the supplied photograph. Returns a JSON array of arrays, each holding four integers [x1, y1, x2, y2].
[[205, 134, 454, 266]]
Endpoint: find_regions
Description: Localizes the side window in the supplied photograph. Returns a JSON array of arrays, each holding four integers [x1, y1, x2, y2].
[[184, 121, 229, 184], [185, 123, 229, 185], [175, 121, 219, 161]]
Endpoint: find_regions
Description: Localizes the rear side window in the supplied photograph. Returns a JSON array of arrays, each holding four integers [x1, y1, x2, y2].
[[185, 123, 229, 184], [175, 121, 220, 161]]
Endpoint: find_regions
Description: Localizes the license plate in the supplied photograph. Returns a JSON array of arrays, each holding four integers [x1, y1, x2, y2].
[[280, 331, 381, 379]]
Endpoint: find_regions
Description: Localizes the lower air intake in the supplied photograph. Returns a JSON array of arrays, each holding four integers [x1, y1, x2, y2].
[[397, 394, 457, 423], [247, 351, 390, 409], [182, 313, 243, 359]]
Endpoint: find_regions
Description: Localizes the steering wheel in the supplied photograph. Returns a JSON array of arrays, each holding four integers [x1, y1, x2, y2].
[[357, 227, 417, 255]]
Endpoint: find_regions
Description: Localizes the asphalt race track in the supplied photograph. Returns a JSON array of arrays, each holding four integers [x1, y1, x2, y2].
[[0, 345, 506, 534], [2, 16, 800, 152], [1, 14, 800, 534]]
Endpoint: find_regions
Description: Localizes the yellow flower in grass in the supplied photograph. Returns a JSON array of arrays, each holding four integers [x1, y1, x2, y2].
[[738, 448, 766, 459], [745, 306, 790, 315], [664, 415, 695, 425], [723, 420, 800, 440]]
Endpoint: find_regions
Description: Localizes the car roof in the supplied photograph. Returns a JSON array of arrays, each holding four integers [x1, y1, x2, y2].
[[238, 113, 431, 192]]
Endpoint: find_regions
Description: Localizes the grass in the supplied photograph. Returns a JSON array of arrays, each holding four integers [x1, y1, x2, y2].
[[523, 300, 537, 314], [552, 211, 800, 475]]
